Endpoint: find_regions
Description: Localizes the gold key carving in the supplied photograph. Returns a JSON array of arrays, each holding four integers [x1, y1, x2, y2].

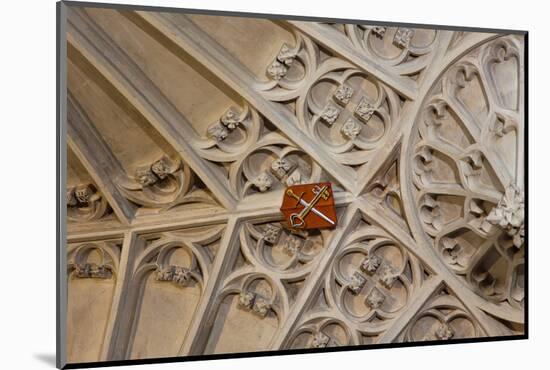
[[288, 185, 328, 229], [280, 182, 338, 230]]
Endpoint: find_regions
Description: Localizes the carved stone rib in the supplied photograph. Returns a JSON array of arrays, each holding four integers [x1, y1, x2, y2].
[[66, 190, 354, 240], [132, 11, 357, 193], [377, 276, 443, 342], [67, 93, 135, 225], [288, 21, 417, 100], [355, 132, 402, 197], [178, 217, 241, 355], [66, 8, 238, 210], [100, 231, 136, 360], [270, 205, 361, 349]]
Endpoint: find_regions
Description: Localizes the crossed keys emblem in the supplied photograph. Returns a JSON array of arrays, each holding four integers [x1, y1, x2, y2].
[[280, 182, 337, 230]]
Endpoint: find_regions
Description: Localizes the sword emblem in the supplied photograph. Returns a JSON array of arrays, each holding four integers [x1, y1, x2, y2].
[[284, 184, 336, 229]]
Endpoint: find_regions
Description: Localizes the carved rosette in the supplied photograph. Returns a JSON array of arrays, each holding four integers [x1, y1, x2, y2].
[[404, 36, 524, 314]]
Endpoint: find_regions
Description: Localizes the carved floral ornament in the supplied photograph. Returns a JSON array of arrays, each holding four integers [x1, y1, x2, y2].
[[485, 183, 525, 248], [240, 219, 327, 277], [267, 43, 300, 81], [207, 106, 247, 142], [67, 242, 119, 279], [67, 183, 110, 222], [262, 50, 403, 173], [233, 274, 280, 319], [117, 155, 218, 211], [131, 232, 223, 294], [287, 317, 352, 349], [188, 101, 326, 200], [400, 286, 485, 342], [329, 223, 424, 323]]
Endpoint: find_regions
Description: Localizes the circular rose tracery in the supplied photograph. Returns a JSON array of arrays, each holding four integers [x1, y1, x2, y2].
[[404, 36, 524, 312]]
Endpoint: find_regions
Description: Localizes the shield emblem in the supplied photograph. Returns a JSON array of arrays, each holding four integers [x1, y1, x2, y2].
[[280, 182, 337, 230]]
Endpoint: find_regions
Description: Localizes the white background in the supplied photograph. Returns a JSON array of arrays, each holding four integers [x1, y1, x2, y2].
[[0, 0, 545, 368]]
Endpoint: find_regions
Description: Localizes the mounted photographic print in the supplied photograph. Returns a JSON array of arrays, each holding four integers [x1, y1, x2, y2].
[[57, 1, 527, 368]]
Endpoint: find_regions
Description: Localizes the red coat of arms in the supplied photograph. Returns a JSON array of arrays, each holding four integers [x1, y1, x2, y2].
[[280, 182, 337, 230]]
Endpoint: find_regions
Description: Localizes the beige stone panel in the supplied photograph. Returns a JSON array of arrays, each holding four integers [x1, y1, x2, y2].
[[203, 294, 279, 354], [187, 14, 295, 80], [67, 277, 116, 363], [67, 57, 170, 171], [67, 147, 93, 186], [84, 8, 239, 137], [128, 274, 201, 359]]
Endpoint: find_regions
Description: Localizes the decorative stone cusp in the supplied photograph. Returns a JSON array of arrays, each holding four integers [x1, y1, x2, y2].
[[156, 265, 193, 287], [361, 254, 382, 274], [371, 26, 387, 37], [355, 97, 376, 123], [320, 104, 341, 125], [207, 123, 229, 142], [73, 263, 112, 279], [366, 287, 385, 309], [271, 158, 294, 179], [379, 265, 397, 288], [263, 223, 283, 244], [266, 43, 298, 80], [393, 28, 414, 49], [435, 323, 454, 340], [341, 118, 362, 140], [334, 84, 354, 105], [238, 291, 272, 318], [252, 172, 273, 192], [486, 183, 525, 248], [348, 271, 367, 295], [134, 156, 178, 187], [311, 332, 330, 348]]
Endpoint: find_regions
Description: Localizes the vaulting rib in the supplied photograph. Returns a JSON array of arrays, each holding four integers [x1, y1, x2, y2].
[[288, 21, 418, 100], [178, 216, 241, 355], [377, 276, 443, 342], [270, 204, 361, 349], [133, 11, 357, 193], [100, 231, 135, 360], [67, 93, 135, 225], [66, 7, 238, 210]]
